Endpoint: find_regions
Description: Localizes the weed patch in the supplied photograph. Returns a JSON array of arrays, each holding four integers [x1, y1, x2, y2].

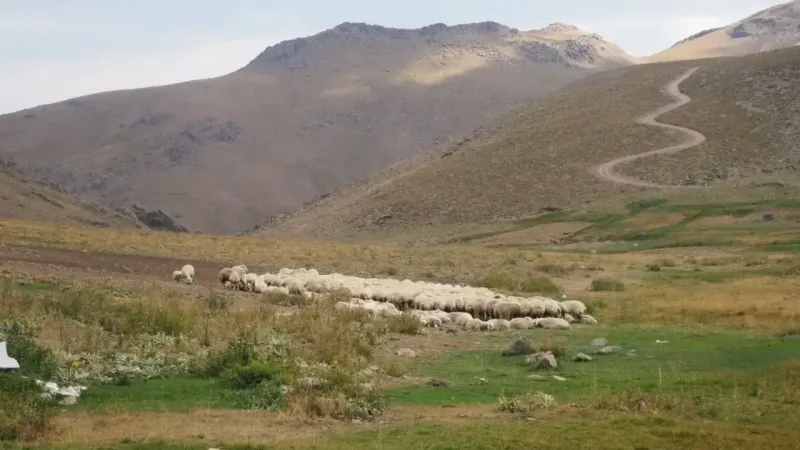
[[474, 273, 562, 295], [590, 278, 626, 292]]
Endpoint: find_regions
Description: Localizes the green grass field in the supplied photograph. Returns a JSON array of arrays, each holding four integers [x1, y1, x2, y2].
[[2, 198, 800, 449]]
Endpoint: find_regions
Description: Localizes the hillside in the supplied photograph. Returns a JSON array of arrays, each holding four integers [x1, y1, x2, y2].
[[251, 46, 800, 241], [650, 0, 800, 62], [0, 159, 139, 229], [0, 21, 636, 234]]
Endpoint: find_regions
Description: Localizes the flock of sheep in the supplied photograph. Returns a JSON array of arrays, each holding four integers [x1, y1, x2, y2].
[[167, 265, 598, 332]]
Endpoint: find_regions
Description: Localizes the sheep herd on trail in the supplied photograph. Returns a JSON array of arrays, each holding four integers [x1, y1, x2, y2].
[[171, 264, 598, 332]]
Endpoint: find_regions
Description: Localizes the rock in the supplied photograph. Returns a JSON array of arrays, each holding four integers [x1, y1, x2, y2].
[[580, 315, 598, 325], [396, 348, 417, 358], [590, 338, 608, 347], [525, 351, 558, 370], [502, 336, 534, 356], [426, 378, 449, 388], [552, 375, 567, 381], [573, 352, 592, 362], [130, 204, 187, 233], [59, 395, 78, 406], [596, 345, 620, 355]]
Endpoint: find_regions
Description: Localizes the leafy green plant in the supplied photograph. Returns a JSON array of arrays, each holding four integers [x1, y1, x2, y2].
[[224, 362, 282, 390]]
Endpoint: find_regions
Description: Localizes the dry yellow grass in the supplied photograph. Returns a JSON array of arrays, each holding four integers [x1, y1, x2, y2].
[[593, 275, 800, 332], [4, 217, 800, 332]]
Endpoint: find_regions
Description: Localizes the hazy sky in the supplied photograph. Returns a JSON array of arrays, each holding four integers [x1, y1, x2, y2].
[[0, 0, 780, 114]]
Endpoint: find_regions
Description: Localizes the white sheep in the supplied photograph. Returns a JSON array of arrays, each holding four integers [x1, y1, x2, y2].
[[465, 318, 493, 331], [533, 317, 571, 330], [487, 319, 511, 331], [181, 264, 195, 279], [561, 300, 587, 318], [510, 317, 536, 330]]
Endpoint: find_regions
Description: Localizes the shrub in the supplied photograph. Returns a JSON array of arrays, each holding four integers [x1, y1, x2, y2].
[[475, 273, 562, 295], [0, 373, 54, 442], [590, 278, 626, 292], [0, 319, 57, 380], [520, 276, 562, 295], [534, 263, 575, 277], [224, 362, 282, 390], [201, 332, 290, 378], [226, 362, 285, 411], [655, 258, 677, 268], [496, 392, 557, 414], [382, 313, 423, 335], [645, 263, 662, 272], [243, 377, 284, 411]]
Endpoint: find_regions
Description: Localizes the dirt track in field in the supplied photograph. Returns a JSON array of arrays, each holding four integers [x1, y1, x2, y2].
[[0, 243, 226, 284]]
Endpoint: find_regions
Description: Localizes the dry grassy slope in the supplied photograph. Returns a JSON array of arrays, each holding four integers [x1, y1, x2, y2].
[[0, 164, 138, 229], [253, 46, 800, 241], [0, 22, 635, 235], [649, 0, 800, 62], [251, 60, 699, 240], [623, 47, 800, 186]]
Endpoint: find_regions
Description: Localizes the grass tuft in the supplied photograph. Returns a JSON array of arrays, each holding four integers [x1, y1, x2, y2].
[[590, 277, 626, 292]]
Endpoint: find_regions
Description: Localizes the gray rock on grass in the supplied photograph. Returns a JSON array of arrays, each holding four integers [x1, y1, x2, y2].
[[590, 338, 608, 347], [573, 352, 593, 362], [525, 351, 558, 370]]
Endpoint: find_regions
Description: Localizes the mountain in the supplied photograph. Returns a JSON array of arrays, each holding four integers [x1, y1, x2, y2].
[[250, 45, 800, 241], [0, 21, 636, 234], [0, 158, 140, 229], [650, 0, 800, 62]]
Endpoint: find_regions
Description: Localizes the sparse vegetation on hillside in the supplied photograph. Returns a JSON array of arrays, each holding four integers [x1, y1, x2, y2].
[[0, 168, 138, 230], [625, 49, 800, 186], [0, 21, 634, 234], [255, 46, 800, 242]]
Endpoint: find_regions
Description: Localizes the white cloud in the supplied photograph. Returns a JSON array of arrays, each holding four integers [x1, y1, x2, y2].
[[0, 36, 277, 114], [575, 14, 735, 56]]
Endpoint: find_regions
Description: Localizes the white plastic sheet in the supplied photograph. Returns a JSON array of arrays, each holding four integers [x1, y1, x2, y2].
[[0, 341, 21, 369]]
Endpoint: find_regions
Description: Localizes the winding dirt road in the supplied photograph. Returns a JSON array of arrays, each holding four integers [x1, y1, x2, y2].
[[593, 66, 706, 188]]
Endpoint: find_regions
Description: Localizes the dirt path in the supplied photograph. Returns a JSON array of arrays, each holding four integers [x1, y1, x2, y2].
[[593, 66, 706, 188], [0, 243, 224, 283]]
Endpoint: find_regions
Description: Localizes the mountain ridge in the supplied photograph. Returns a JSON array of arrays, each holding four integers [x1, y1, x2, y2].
[[651, 0, 800, 61], [0, 19, 635, 234], [249, 45, 800, 241]]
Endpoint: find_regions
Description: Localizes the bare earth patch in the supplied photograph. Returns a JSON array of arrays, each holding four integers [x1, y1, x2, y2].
[[478, 222, 592, 246]]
